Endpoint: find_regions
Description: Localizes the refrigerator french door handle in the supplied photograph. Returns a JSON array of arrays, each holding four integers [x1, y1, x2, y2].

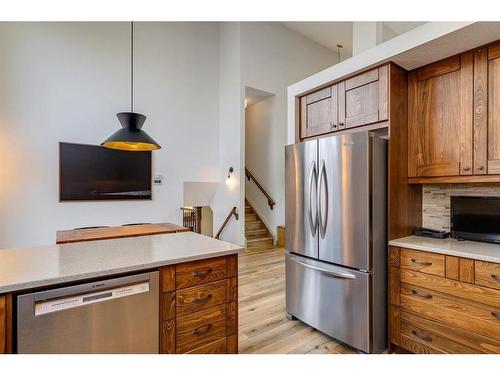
[[290, 256, 356, 279], [307, 161, 318, 236], [317, 160, 328, 238]]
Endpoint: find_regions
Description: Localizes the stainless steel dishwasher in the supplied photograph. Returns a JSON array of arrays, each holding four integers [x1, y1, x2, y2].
[[17, 271, 159, 354]]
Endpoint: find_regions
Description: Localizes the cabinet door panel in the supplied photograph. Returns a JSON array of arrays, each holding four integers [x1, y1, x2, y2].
[[300, 85, 338, 138], [408, 53, 473, 177], [339, 67, 386, 129]]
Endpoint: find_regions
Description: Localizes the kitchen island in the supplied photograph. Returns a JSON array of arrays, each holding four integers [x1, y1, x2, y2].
[[0, 231, 243, 354]]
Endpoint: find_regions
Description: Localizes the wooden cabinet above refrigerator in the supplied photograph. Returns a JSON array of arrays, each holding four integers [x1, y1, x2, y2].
[[298, 64, 390, 140]]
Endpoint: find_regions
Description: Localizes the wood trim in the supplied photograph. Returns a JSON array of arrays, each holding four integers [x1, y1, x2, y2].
[[305, 86, 331, 104], [389, 305, 401, 348], [459, 258, 475, 284], [226, 334, 238, 354], [226, 301, 237, 337], [4, 294, 12, 354], [378, 65, 388, 121], [160, 320, 176, 354], [407, 70, 418, 177], [488, 41, 500, 60], [474, 48, 488, 174], [226, 278, 237, 302], [408, 174, 500, 184], [388, 246, 401, 267], [445, 256, 460, 281], [161, 292, 176, 321], [460, 52, 474, 176], [417, 55, 461, 81], [389, 266, 401, 306], [161, 265, 176, 293], [388, 65, 422, 240], [226, 254, 237, 278], [0, 295, 5, 354], [300, 96, 307, 140]]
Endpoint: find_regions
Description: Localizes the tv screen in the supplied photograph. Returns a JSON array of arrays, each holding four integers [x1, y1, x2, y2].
[[451, 196, 500, 243], [59, 142, 152, 201]]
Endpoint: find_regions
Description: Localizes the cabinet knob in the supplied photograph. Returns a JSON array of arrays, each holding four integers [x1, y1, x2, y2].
[[338, 122, 345, 127], [331, 123, 337, 130], [477, 165, 485, 171], [463, 166, 470, 171]]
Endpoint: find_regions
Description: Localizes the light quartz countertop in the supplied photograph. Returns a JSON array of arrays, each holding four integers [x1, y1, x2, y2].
[[389, 235, 500, 263], [0, 232, 243, 293]]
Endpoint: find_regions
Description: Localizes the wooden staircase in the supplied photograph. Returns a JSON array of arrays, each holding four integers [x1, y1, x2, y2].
[[245, 200, 274, 251]]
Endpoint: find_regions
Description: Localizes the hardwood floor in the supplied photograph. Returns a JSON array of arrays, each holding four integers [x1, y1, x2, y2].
[[238, 247, 357, 354]]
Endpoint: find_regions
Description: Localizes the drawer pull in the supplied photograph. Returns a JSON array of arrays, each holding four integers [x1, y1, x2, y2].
[[192, 269, 213, 277], [491, 274, 500, 281], [412, 330, 432, 342], [411, 290, 433, 299], [411, 258, 432, 266], [192, 324, 212, 335], [193, 293, 213, 303], [492, 312, 500, 319]]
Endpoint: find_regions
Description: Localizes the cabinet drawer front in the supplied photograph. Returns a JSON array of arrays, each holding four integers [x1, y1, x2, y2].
[[185, 338, 226, 354], [400, 249, 445, 277], [176, 256, 227, 289], [176, 280, 227, 317], [401, 316, 478, 354], [401, 268, 500, 307], [400, 283, 500, 341], [475, 261, 500, 291], [176, 305, 226, 353], [401, 311, 500, 354]]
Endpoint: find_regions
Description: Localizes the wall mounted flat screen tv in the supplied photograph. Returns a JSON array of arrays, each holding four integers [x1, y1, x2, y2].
[[59, 142, 152, 201]]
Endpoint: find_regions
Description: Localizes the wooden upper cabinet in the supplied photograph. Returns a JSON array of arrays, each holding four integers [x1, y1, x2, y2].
[[300, 85, 338, 138], [408, 53, 474, 177], [487, 42, 500, 174], [339, 65, 388, 129], [299, 64, 389, 140]]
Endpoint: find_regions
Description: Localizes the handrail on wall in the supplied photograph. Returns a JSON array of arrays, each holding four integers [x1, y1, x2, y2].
[[245, 167, 275, 210], [215, 206, 239, 240]]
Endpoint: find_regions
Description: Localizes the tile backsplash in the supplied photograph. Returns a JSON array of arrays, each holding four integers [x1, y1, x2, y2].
[[423, 184, 500, 231]]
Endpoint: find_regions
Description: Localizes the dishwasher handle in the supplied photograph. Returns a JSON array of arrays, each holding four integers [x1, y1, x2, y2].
[[32, 272, 152, 302]]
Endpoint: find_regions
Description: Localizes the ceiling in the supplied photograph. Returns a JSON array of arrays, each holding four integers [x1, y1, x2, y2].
[[281, 22, 426, 59]]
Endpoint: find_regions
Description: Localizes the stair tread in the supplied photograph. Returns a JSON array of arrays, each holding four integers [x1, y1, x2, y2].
[[245, 228, 267, 234], [246, 236, 273, 243]]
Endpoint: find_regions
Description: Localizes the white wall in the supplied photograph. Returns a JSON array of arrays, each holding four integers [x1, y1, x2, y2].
[[212, 22, 245, 246], [241, 22, 337, 237], [0, 22, 221, 248]]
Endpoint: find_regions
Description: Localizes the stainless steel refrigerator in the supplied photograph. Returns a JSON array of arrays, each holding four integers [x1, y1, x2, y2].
[[285, 131, 387, 353]]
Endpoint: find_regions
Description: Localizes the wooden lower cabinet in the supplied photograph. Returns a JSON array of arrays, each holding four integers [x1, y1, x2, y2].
[[389, 246, 500, 353], [160, 255, 238, 354], [0, 295, 5, 354]]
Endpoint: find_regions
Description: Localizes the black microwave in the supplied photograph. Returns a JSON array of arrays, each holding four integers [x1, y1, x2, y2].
[[451, 196, 500, 243]]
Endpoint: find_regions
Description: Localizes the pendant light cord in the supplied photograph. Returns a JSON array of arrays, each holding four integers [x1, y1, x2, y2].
[[131, 21, 134, 112]]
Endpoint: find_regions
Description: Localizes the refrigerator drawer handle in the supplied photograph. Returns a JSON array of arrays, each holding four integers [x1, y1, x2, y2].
[[291, 257, 356, 279], [308, 161, 318, 236]]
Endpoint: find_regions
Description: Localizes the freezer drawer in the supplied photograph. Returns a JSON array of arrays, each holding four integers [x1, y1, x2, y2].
[[17, 271, 159, 354], [286, 253, 371, 353]]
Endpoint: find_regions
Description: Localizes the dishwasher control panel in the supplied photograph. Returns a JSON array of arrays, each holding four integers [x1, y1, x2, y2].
[[34, 281, 149, 316]]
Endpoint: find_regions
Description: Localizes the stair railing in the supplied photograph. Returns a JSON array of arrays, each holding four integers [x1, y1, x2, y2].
[[244, 167, 275, 210], [215, 206, 239, 240]]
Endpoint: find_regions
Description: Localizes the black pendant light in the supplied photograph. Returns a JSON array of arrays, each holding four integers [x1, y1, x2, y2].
[[102, 22, 161, 151]]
